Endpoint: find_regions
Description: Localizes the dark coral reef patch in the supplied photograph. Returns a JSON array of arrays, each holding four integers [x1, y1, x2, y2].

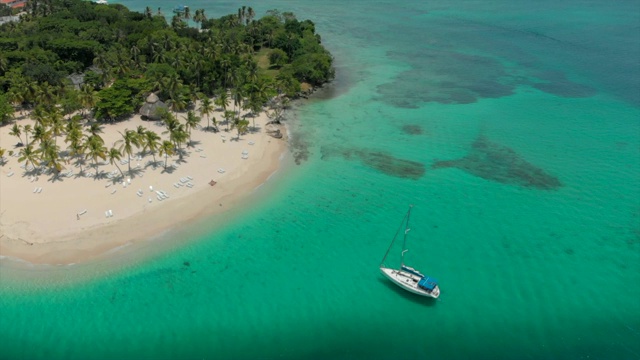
[[322, 147, 425, 179], [433, 136, 561, 189], [402, 124, 423, 135]]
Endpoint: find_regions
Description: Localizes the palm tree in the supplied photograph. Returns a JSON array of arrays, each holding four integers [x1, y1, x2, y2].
[[171, 15, 186, 30], [7, 87, 25, 111], [135, 125, 148, 155], [143, 130, 161, 165], [79, 84, 98, 118], [167, 96, 187, 118], [199, 97, 214, 131], [162, 116, 188, 154], [35, 82, 58, 109], [223, 110, 235, 132], [40, 137, 63, 173], [107, 147, 125, 179], [166, 73, 183, 98], [231, 86, 244, 118], [247, 7, 255, 24], [32, 106, 48, 127], [130, 45, 142, 68], [9, 123, 24, 145], [183, 6, 191, 21], [48, 108, 64, 147], [85, 135, 107, 177], [193, 9, 206, 29], [31, 124, 48, 147], [159, 140, 175, 170], [67, 136, 86, 174], [233, 118, 249, 141], [88, 123, 105, 143], [116, 129, 141, 174], [215, 91, 229, 113], [23, 124, 32, 146], [185, 111, 201, 146], [18, 145, 40, 172]]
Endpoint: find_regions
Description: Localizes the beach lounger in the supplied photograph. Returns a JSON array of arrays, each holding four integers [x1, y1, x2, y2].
[[37, 187, 42, 193], [7, 172, 14, 177], [248, 141, 255, 145], [111, 189, 117, 194], [33, 187, 38, 193], [217, 168, 225, 174], [242, 155, 248, 159]]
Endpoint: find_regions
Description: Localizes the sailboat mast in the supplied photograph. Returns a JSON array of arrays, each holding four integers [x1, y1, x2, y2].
[[400, 205, 412, 268], [380, 206, 412, 267]]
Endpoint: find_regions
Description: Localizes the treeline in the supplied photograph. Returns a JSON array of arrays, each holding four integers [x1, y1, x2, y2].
[[0, 0, 334, 124]]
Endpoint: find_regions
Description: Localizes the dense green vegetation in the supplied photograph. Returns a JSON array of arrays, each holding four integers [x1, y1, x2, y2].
[[0, 0, 334, 125], [0, 1, 333, 174]]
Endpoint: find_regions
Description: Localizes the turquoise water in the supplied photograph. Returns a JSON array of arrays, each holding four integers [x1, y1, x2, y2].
[[2, 1, 640, 359]]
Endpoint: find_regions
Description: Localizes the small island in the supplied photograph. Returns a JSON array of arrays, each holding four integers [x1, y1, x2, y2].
[[0, 1, 334, 264]]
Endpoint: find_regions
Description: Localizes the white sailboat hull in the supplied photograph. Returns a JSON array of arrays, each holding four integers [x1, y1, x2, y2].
[[380, 267, 440, 298]]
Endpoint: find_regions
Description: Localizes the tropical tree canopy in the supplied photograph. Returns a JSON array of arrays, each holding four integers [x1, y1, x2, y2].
[[0, 0, 334, 123]]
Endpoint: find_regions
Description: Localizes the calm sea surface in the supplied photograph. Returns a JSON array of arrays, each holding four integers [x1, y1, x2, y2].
[[1, 1, 639, 359]]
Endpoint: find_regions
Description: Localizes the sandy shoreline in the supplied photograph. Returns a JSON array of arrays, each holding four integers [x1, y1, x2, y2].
[[0, 106, 287, 265]]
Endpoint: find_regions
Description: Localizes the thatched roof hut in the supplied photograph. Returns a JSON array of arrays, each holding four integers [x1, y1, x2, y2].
[[139, 93, 167, 120]]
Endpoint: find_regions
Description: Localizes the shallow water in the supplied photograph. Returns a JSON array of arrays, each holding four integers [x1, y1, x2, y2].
[[1, 1, 639, 359]]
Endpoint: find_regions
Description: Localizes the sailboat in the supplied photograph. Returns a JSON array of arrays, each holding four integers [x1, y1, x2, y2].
[[380, 205, 440, 298]]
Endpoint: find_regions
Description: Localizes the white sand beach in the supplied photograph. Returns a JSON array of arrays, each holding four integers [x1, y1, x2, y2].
[[0, 106, 287, 264]]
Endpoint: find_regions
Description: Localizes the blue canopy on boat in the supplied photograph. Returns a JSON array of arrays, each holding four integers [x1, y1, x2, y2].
[[418, 277, 438, 291]]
